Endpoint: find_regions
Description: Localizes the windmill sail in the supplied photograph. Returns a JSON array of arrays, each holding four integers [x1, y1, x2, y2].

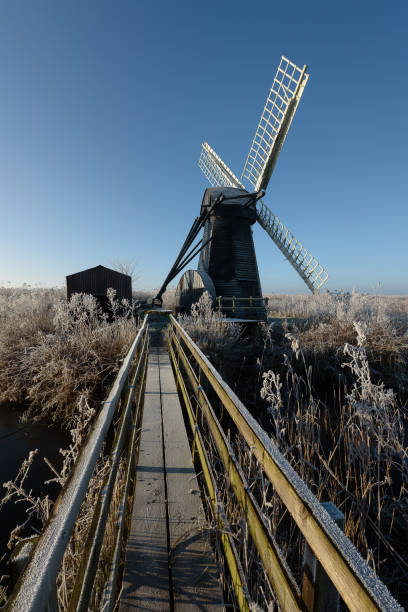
[[255, 200, 328, 293], [198, 142, 244, 189], [241, 56, 309, 192], [198, 142, 328, 293]]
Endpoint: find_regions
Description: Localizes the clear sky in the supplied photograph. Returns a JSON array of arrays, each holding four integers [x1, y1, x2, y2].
[[0, 0, 407, 294]]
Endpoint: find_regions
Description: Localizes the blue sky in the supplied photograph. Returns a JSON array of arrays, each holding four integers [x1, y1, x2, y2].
[[0, 0, 407, 294]]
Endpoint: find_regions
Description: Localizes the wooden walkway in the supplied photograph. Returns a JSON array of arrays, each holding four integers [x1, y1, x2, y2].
[[120, 347, 224, 611]]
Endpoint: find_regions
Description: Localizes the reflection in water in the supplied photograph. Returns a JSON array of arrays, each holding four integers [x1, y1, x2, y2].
[[0, 405, 71, 575]]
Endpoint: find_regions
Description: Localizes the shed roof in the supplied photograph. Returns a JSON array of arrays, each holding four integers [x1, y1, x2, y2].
[[66, 265, 131, 280]]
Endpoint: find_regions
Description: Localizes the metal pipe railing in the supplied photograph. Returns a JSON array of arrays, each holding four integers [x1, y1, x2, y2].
[[169, 327, 302, 611], [168, 315, 403, 612], [215, 296, 268, 312], [6, 316, 149, 612], [169, 333, 253, 611], [101, 339, 148, 612], [67, 329, 149, 611]]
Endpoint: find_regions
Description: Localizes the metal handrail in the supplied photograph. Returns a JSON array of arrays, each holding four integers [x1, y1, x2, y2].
[[168, 315, 403, 612], [100, 358, 147, 612], [168, 337, 252, 609], [67, 328, 149, 611], [217, 296, 266, 302], [168, 327, 301, 611], [216, 295, 268, 314], [6, 316, 149, 611]]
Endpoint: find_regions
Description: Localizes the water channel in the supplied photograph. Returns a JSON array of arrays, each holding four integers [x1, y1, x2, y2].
[[0, 405, 71, 581]]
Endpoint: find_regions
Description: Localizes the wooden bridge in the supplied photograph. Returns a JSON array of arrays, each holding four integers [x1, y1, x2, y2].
[[5, 312, 403, 611]]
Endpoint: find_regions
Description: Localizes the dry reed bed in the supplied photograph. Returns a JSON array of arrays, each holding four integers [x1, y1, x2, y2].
[[0, 287, 138, 608], [0, 395, 127, 610], [181, 291, 408, 608], [1, 288, 407, 607], [0, 287, 137, 426]]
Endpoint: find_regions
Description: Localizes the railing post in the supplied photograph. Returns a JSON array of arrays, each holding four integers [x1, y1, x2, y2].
[[302, 502, 345, 612], [232, 296, 235, 313]]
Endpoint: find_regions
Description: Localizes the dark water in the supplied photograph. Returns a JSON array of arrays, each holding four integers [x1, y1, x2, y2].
[[0, 405, 70, 575]]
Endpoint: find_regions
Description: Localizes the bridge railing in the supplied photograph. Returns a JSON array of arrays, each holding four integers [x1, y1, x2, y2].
[[6, 316, 149, 612], [168, 314, 402, 612], [216, 295, 268, 316]]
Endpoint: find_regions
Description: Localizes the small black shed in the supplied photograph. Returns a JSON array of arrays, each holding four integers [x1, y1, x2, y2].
[[66, 265, 132, 309]]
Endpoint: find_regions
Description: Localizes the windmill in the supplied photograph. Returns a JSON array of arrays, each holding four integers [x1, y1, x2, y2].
[[155, 56, 328, 319]]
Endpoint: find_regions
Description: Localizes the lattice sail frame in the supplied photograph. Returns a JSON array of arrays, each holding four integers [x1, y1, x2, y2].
[[241, 56, 309, 192], [198, 142, 329, 293], [255, 200, 329, 292], [199, 142, 245, 189]]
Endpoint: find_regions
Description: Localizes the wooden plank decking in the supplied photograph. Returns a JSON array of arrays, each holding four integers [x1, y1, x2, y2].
[[120, 347, 224, 611]]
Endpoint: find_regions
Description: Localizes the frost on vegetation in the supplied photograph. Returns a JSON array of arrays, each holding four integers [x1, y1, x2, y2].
[[0, 287, 137, 425], [266, 292, 408, 386], [260, 370, 285, 446], [342, 322, 406, 469], [0, 448, 51, 551], [0, 394, 113, 609], [266, 291, 408, 351], [0, 395, 94, 551], [260, 320, 408, 598], [45, 395, 95, 487], [266, 290, 408, 327], [178, 291, 242, 355], [261, 333, 320, 479], [259, 321, 274, 349]]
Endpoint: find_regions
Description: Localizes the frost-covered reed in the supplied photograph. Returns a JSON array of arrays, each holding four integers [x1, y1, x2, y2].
[[0, 394, 124, 610], [266, 290, 408, 325], [267, 291, 408, 396], [0, 287, 137, 425], [183, 291, 408, 606], [259, 320, 408, 603], [177, 291, 242, 356]]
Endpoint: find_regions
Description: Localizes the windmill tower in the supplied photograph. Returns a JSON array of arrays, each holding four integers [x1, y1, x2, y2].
[[156, 57, 328, 319]]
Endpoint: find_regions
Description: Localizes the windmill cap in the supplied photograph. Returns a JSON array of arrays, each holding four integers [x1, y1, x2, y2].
[[201, 187, 257, 223]]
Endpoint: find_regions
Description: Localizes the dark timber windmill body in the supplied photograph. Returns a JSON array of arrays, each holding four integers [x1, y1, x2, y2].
[[195, 187, 265, 319], [156, 56, 329, 320]]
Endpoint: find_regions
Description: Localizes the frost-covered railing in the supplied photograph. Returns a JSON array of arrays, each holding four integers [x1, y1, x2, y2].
[[215, 295, 267, 320], [6, 316, 149, 612], [168, 315, 402, 612]]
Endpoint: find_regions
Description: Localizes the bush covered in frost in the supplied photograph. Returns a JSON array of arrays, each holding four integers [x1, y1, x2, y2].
[[0, 287, 137, 425], [177, 291, 242, 357]]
